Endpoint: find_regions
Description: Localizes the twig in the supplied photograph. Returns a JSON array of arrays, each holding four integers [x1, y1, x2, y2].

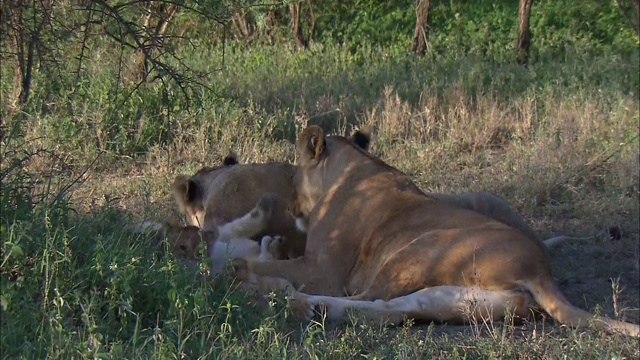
[[555, 133, 640, 187], [48, 151, 103, 208], [584, 134, 639, 168], [74, 1, 96, 85]]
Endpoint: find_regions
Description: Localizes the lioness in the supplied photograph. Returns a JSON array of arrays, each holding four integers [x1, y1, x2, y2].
[[233, 126, 639, 337]]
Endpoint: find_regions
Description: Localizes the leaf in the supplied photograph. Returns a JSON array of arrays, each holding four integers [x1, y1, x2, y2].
[[10, 244, 23, 258], [0, 295, 9, 311], [167, 288, 177, 302]]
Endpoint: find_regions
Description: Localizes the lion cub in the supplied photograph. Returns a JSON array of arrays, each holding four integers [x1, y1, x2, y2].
[[130, 194, 288, 276]]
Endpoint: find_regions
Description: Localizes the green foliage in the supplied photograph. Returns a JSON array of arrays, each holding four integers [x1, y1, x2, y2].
[[530, 0, 638, 58], [313, 0, 414, 46], [0, 147, 295, 358], [3, 0, 637, 158], [309, 0, 637, 59]]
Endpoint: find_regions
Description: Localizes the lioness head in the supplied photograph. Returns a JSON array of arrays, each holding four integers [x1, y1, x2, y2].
[[292, 125, 371, 220], [172, 151, 239, 227]]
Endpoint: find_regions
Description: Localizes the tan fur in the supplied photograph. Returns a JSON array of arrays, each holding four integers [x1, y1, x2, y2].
[[174, 139, 575, 262], [293, 286, 539, 325], [162, 225, 214, 260], [234, 125, 639, 337]]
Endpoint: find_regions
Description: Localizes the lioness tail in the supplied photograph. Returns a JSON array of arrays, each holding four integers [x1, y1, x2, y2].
[[522, 278, 639, 337]]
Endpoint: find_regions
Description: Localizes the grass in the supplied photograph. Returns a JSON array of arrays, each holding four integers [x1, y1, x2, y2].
[[1, 39, 639, 358]]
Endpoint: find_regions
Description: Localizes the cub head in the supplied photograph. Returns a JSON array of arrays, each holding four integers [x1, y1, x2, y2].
[[292, 125, 371, 221], [139, 221, 217, 261], [165, 225, 216, 260], [172, 150, 239, 227]]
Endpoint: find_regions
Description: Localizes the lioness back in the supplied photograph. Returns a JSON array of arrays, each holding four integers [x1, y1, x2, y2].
[[428, 192, 540, 242]]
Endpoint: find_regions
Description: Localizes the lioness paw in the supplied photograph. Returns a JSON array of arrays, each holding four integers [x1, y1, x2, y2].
[[289, 294, 316, 321]]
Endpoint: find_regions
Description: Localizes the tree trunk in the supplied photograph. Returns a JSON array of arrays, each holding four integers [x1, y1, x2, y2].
[[289, 1, 315, 50], [412, 0, 431, 55], [9, 2, 25, 105], [516, 0, 534, 65], [231, 9, 255, 42], [7, 1, 36, 106], [134, 5, 153, 82], [134, 2, 178, 83], [289, 3, 307, 49], [614, 0, 640, 39], [307, 0, 316, 46]]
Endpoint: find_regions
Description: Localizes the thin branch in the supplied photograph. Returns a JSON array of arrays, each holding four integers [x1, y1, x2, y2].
[[111, 0, 230, 25], [74, 1, 96, 85], [49, 151, 104, 208]]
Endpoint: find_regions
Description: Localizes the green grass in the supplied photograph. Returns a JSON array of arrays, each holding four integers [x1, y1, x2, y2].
[[2, 18, 640, 360]]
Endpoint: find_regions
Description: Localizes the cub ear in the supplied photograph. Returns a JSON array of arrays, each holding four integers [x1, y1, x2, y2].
[[297, 125, 325, 162], [350, 126, 372, 151], [223, 149, 239, 166], [172, 175, 199, 204]]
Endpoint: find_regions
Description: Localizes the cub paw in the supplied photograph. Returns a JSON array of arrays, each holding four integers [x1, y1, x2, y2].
[[231, 257, 250, 281], [268, 236, 286, 257]]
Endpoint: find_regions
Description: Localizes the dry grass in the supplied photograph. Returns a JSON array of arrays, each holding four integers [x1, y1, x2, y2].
[[60, 87, 639, 326]]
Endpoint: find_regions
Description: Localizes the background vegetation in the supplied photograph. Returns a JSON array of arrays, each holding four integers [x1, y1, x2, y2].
[[1, 0, 639, 358]]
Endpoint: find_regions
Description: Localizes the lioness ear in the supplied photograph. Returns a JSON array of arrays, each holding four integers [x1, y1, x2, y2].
[[350, 126, 372, 151], [299, 125, 325, 161], [223, 149, 239, 166], [172, 175, 199, 204]]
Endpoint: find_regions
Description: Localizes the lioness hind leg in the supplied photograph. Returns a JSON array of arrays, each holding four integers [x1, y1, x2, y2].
[[217, 193, 278, 242], [299, 286, 537, 325]]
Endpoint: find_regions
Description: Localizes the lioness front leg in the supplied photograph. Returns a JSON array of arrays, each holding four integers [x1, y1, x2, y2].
[[232, 257, 345, 297]]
